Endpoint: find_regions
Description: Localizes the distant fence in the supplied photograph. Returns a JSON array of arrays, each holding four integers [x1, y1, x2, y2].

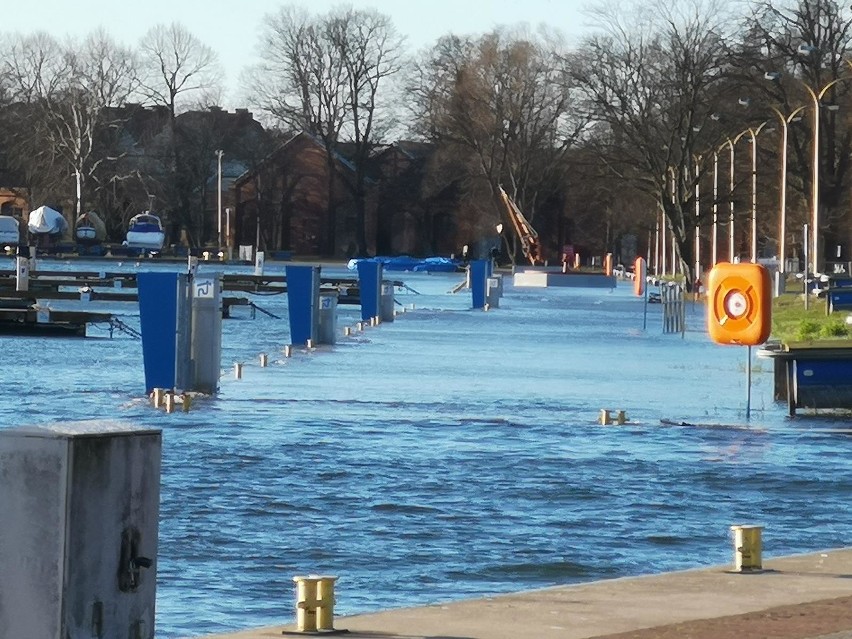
[[661, 284, 685, 335]]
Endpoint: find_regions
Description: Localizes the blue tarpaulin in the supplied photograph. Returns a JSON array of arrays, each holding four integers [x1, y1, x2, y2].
[[347, 256, 461, 273]]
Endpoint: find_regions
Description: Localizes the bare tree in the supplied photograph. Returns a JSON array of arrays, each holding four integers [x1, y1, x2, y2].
[[328, 7, 405, 255], [137, 22, 221, 120], [0, 32, 67, 207], [572, 0, 736, 288], [48, 30, 138, 228], [250, 6, 348, 255], [409, 28, 587, 263], [250, 5, 403, 256], [137, 23, 222, 241]]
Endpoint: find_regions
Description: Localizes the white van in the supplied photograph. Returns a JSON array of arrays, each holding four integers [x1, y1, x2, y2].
[[0, 215, 20, 246]]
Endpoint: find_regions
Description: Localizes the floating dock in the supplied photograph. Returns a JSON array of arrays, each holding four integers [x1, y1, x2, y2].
[[513, 267, 616, 288], [0, 269, 388, 333], [760, 340, 852, 415]]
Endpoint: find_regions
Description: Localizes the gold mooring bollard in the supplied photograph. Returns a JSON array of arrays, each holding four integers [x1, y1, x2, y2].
[[344, 326, 351, 337], [598, 409, 612, 425], [291, 575, 339, 633], [164, 392, 175, 414], [151, 388, 165, 409], [306, 339, 314, 349], [730, 524, 763, 572], [284, 344, 293, 358], [234, 362, 243, 379], [260, 353, 268, 367], [616, 410, 627, 425], [181, 393, 192, 413]]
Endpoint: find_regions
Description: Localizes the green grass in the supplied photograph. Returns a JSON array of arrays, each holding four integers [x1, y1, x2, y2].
[[771, 293, 850, 344]]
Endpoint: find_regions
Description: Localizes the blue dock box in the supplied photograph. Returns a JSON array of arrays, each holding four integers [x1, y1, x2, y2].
[[761, 341, 852, 415]]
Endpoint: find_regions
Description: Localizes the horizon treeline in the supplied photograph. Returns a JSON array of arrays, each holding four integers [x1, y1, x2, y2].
[[2, 0, 852, 280]]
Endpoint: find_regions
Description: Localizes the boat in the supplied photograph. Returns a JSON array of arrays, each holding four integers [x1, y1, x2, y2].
[[75, 211, 106, 244], [0, 216, 20, 247], [27, 205, 68, 247], [125, 212, 165, 250]]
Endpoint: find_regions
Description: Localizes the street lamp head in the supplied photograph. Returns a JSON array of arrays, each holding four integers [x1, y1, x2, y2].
[[823, 103, 841, 111], [764, 71, 782, 82], [798, 43, 818, 55]]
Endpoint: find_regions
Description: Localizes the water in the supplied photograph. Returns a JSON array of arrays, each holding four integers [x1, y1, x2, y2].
[[2, 258, 852, 638]]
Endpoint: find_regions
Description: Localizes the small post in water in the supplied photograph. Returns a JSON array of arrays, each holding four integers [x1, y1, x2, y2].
[[746, 345, 752, 420]]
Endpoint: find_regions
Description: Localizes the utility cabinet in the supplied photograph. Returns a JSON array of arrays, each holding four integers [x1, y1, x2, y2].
[[0, 421, 162, 639]]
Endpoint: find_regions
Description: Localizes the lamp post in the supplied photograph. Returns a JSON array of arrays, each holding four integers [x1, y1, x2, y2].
[[746, 122, 770, 263], [766, 70, 845, 274], [803, 80, 843, 274], [215, 149, 224, 250], [719, 125, 766, 264], [712, 148, 720, 265], [694, 155, 701, 281], [766, 104, 807, 276], [718, 135, 740, 261]]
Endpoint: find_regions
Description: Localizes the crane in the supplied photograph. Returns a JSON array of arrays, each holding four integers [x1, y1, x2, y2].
[[498, 185, 542, 266]]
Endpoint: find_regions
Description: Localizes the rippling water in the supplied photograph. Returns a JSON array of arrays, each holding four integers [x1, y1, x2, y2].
[[2, 257, 851, 638]]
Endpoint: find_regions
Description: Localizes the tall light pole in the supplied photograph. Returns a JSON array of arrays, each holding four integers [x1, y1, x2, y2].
[[712, 148, 720, 265], [693, 155, 701, 281], [803, 80, 842, 274], [746, 122, 770, 263], [719, 127, 759, 263], [215, 149, 224, 250], [719, 136, 738, 261], [766, 70, 845, 274], [766, 104, 807, 275]]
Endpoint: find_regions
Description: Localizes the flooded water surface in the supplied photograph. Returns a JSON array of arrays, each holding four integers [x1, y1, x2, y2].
[[2, 258, 851, 638]]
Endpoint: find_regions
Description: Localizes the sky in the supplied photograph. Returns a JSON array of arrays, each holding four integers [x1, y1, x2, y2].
[[5, 0, 589, 108]]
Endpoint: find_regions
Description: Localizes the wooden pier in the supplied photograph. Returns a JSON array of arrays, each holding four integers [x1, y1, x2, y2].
[[0, 267, 391, 336]]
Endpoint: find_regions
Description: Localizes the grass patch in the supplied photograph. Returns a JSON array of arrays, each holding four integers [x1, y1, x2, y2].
[[772, 293, 851, 344]]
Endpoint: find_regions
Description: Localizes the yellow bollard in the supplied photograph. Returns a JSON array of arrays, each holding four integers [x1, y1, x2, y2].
[[164, 393, 175, 414], [730, 524, 763, 572], [344, 326, 351, 336], [616, 410, 627, 425], [293, 576, 319, 632], [234, 363, 243, 379], [260, 353, 268, 367], [315, 575, 338, 631], [151, 388, 165, 408], [181, 393, 192, 413], [292, 575, 339, 632], [306, 339, 314, 349], [284, 344, 293, 358], [598, 409, 612, 425]]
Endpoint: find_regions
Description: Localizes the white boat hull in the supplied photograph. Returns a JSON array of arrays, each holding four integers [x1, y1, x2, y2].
[[76, 227, 98, 242], [125, 230, 165, 250]]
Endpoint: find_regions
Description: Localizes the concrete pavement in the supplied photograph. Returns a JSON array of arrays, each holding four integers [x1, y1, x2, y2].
[[195, 548, 852, 639]]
